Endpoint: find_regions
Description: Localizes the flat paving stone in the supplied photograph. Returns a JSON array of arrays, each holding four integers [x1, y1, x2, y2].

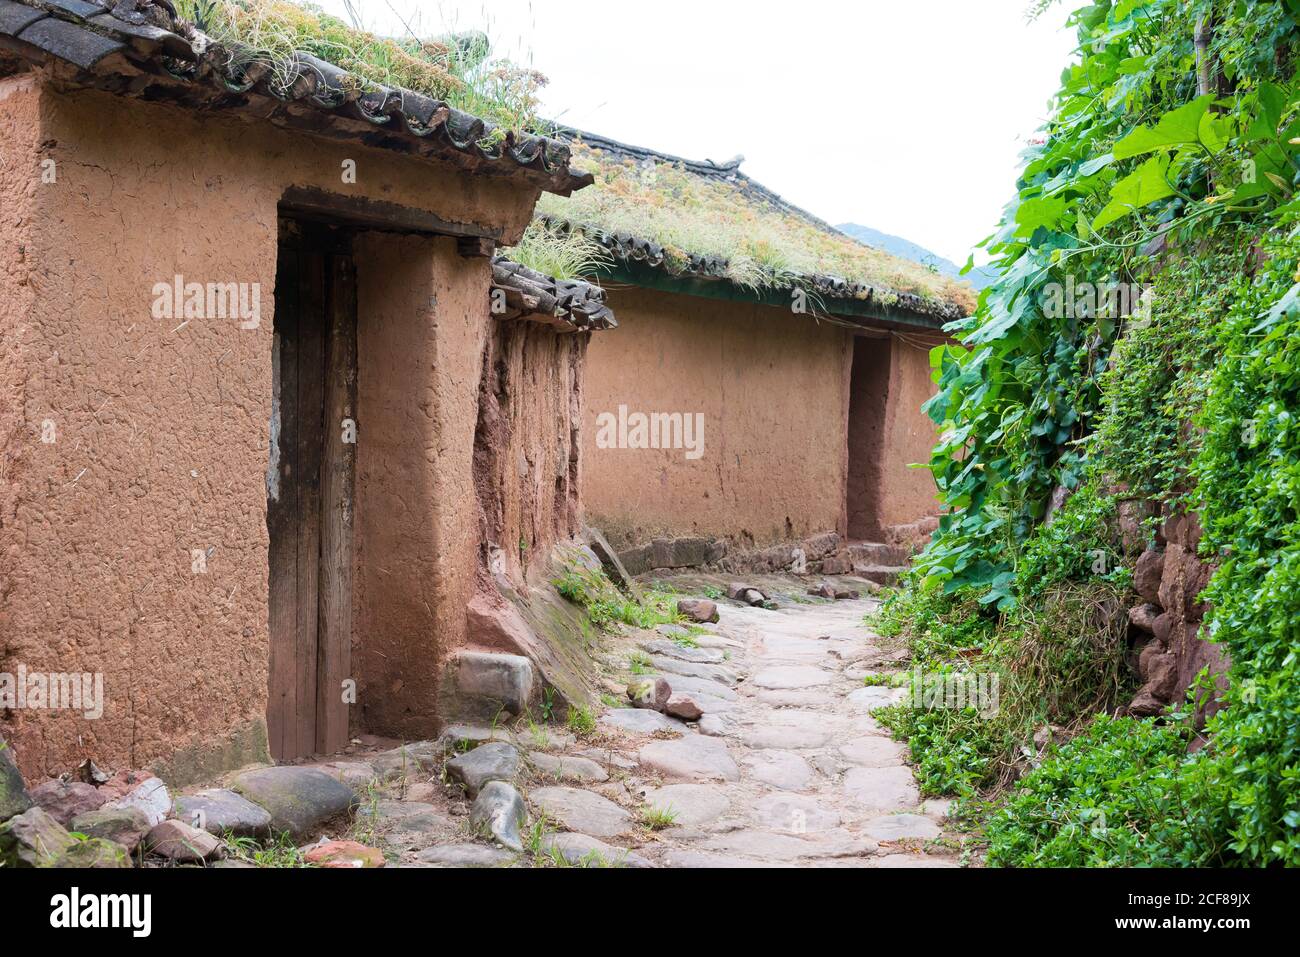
[[847, 686, 906, 710], [741, 750, 815, 791], [739, 725, 831, 750], [873, 853, 959, 868], [750, 666, 833, 690], [639, 735, 740, 782], [650, 674, 738, 702], [843, 766, 920, 812], [701, 829, 875, 861], [541, 832, 653, 868], [863, 813, 942, 842], [599, 709, 686, 735], [643, 784, 730, 829], [357, 800, 453, 848], [839, 737, 907, 767], [640, 639, 726, 664], [532, 787, 635, 839], [661, 849, 785, 868], [755, 688, 836, 708], [649, 656, 740, 686], [529, 752, 609, 783], [415, 843, 517, 867], [753, 793, 842, 833]]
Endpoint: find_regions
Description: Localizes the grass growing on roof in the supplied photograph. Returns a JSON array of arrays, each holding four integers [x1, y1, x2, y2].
[[536, 141, 976, 312], [501, 219, 612, 281], [172, 0, 547, 131]]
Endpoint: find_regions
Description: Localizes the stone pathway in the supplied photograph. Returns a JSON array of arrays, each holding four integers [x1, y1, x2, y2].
[[4, 575, 960, 869], [590, 578, 958, 868], [312, 575, 962, 868]]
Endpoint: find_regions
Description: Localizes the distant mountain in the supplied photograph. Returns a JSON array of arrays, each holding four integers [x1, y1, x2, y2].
[[836, 222, 998, 291]]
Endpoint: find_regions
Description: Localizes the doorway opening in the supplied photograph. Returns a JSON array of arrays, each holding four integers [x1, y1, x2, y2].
[[846, 334, 890, 541], [267, 218, 357, 761]]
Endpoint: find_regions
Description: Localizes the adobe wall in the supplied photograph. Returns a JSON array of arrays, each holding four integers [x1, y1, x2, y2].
[[582, 287, 850, 551], [0, 79, 540, 782], [582, 285, 944, 560]]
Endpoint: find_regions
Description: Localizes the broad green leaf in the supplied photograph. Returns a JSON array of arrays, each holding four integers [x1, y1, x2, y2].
[[1092, 155, 1175, 230], [1113, 95, 1216, 159]]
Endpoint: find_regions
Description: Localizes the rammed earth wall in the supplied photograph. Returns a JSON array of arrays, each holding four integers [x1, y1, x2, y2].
[[581, 285, 944, 557], [0, 78, 567, 782]]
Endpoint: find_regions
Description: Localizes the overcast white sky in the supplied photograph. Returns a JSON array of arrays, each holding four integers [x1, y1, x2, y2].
[[317, 0, 1079, 266]]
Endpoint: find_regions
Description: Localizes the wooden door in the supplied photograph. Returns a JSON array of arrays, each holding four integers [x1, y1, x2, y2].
[[267, 221, 357, 761]]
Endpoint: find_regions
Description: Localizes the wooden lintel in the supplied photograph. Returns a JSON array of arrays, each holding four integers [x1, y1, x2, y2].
[[458, 235, 496, 258], [279, 186, 502, 242]]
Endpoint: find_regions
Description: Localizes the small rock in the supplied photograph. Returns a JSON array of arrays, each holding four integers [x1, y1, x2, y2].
[[532, 786, 634, 839], [0, 806, 76, 866], [627, 677, 672, 711], [528, 752, 609, 784], [173, 788, 272, 839], [69, 806, 152, 853], [471, 781, 528, 852], [1128, 603, 1161, 635], [52, 837, 132, 868], [104, 776, 171, 827], [741, 588, 767, 606], [231, 767, 357, 840], [145, 819, 225, 862], [725, 583, 751, 600], [807, 582, 836, 599], [0, 738, 32, 823], [541, 832, 653, 868], [676, 598, 719, 623], [833, 587, 861, 600], [74, 759, 110, 786], [304, 839, 385, 868], [415, 843, 516, 867], [30, 779, 109, 827], [664, 694, 703, 721], [446, 742, 521, 798]]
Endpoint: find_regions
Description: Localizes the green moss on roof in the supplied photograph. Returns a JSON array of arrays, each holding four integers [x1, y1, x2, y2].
[[535, 140, 976, 316], [172, 0, 546, 131]]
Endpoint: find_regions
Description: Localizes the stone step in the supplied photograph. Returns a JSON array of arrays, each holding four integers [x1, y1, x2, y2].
[[846, 542, 912, 566], [853, 565, 906, 586]]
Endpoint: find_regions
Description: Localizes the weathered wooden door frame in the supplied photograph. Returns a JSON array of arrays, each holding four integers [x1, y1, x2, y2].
[[268, 218, 357, 761]]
